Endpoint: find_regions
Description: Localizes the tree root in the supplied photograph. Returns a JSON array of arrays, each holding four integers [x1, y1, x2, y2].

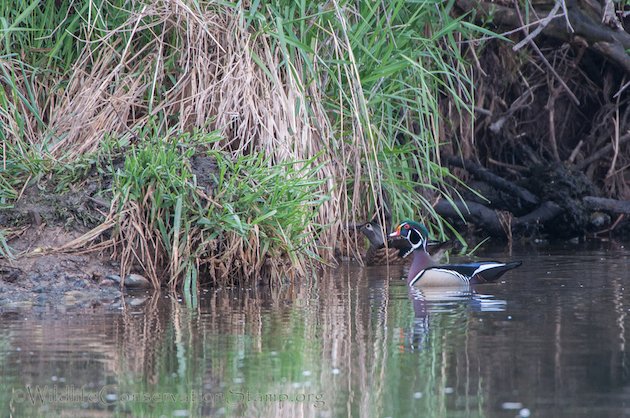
[[441, 158, 629, 238]]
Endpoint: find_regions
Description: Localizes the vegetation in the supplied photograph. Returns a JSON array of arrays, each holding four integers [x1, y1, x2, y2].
[[435, 1, 630, 239], [0, 0, 479, 288]]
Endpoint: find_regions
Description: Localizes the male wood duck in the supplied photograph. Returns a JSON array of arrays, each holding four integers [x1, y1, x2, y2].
[[389, 220, 521, 286], [358, 221, 453, 266]]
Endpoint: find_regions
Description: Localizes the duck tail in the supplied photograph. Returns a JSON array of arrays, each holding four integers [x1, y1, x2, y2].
[[476, 261, 522, 283]]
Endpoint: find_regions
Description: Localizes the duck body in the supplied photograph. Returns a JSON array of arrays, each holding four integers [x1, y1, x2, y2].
[[390, 220, 521, 287], [364, 244, 407, 266], [408, 261, 523, 287]]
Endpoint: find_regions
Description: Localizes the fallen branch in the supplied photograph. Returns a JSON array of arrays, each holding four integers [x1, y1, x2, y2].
[[583, 196, 630, 214], [602, 0, 624, 30], [512, 1, 563, 52], [434, 200, 503, 236], [514, 201, 563, 226], [447, 157, 539, 207], [456, 0, 630, 74], [434, 199, 563, 237]]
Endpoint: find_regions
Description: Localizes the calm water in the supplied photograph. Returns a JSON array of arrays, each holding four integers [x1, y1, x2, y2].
[[2, 243, 630, 417]]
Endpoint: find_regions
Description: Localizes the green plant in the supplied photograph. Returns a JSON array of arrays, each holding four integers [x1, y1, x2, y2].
[[256, 0, 479, 240], [111, 128, 326, 288], [1, 0, 486, 287]]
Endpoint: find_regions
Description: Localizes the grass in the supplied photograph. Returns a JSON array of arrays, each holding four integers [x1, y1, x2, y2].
[[0, 0, 482, 289], [110, 127, 326, 289]]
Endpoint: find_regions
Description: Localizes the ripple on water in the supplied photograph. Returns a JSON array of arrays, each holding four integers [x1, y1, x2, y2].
[[1, 245, 630, 417]]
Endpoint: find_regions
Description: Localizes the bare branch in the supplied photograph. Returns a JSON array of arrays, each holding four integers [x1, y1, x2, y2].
[[513, 1, 563, 51]]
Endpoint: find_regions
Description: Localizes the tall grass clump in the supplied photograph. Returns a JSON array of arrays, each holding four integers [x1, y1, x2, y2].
[[1, 0, 481, 287], [111, 128, 326, 289]]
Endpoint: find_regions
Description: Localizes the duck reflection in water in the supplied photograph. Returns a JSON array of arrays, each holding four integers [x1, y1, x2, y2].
[[404, 284, 507, 352]]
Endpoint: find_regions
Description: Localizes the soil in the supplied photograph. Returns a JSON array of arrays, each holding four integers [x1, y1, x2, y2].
[[0, 177, 149, 310], [522, 163, 599, 238], [0, 252, 125, 311]]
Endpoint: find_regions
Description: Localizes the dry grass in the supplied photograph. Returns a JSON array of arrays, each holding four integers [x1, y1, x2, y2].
[[1, 0, 476, 288]]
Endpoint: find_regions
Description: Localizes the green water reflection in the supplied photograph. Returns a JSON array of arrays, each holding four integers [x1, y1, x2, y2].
[[2, 244, 630, 417]]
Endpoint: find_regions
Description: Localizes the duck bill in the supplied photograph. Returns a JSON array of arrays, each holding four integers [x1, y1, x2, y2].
[[389, 225, 401, 238]]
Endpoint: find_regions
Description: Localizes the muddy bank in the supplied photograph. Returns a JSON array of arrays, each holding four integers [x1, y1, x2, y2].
[[0, 177, 153, 307], [2, 152, 627, 300], [0, 252, 147, 311]]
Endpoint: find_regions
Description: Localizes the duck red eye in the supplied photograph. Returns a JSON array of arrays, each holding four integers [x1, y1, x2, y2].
[[404, 224, 410, 230]]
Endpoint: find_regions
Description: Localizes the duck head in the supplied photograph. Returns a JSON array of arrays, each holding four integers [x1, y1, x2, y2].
[[358, 221, 386, 248], [389, 220, 430, 257]]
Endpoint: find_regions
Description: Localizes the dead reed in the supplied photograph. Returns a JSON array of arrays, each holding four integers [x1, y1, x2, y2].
[[1, 0, 476, 288]]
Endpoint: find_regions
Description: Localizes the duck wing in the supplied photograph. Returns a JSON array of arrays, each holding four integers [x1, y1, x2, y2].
[[437, 261, 522, 283]]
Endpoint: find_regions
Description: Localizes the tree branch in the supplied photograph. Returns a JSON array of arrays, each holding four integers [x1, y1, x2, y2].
[[447, 157, 539, 207], [434, 199, 563, 237], [583, 196, 630, 214], [456, 0, 630, 74]]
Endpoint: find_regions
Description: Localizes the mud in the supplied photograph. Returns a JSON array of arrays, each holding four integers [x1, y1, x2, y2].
[[0, 253, 124, 311], [0, 150, 227, 301], [0, 166, 149, 309], [523, 163, 599, 237], [452, 160, 623, 240]]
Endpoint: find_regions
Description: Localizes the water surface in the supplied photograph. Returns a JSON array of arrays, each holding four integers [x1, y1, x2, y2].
[[2, 242, 630, 417]]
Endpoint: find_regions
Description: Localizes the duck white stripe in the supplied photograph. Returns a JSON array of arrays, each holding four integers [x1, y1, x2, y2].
[[471, 263, 505, 276], [409, 270, 425, 287]]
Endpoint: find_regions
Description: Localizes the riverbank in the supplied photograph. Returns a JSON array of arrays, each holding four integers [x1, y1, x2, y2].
[[3, 1, 630, 293]]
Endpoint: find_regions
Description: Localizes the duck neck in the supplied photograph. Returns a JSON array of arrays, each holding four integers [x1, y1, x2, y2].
[[408, 249, 435, 284]]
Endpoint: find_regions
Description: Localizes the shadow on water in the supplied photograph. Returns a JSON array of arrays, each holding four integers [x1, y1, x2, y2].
[[1, 242, 630, 417]]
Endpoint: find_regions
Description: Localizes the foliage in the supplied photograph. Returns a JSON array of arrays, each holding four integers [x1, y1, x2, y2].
[[112, 129, 326, 288], [0, 0, 480, 286]]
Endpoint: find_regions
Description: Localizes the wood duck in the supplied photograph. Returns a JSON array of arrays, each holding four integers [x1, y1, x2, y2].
[[358, 221, 454, 266], [389, 220, 521, 286]]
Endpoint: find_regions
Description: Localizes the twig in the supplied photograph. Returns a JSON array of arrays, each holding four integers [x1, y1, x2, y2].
[[567, 139, 583, 164], [474, 106, 492, 116], [469, 44, 488, 77], [575, 130, 630, 170], [559, 0, 574, 32], [512, 0, 580, 105], [613, 78, 630, 99], [531, 40, 580, 105], [602, 0, 623, 30], [546, 82, 561, 162], [513, 1, 563, 52], [606, 103, 620, 178]]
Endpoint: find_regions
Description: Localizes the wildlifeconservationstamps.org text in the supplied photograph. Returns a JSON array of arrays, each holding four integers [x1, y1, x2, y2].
[[12, 385, 327, 408]]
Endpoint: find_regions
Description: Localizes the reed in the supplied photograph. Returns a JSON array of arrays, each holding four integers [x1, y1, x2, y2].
[[0, 0, 480, 288]]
